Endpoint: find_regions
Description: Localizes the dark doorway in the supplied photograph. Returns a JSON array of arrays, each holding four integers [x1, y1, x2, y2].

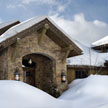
[[23, 67, 35, 86], [22, 53, 55, 96], [22, 58, 36, 86]]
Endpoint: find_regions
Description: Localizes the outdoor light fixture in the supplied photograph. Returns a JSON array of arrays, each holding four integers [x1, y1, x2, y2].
[[14, 68, 20, 81], [61, 71, 66, 83], [28, 58, 32, 64]]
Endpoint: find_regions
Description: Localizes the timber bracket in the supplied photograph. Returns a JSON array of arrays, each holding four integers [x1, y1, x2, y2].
[[61, 45, 73, 63], [38, 23, 49, 45]]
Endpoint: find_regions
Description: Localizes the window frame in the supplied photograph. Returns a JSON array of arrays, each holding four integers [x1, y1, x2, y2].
[[75, 70, 88, 79]]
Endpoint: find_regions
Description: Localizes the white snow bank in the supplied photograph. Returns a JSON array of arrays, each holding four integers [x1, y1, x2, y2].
[[67, 41, 108, 66], [59, 75, 108, 108], [1, 75, 108, 108], [0, 80, 63, 108], [92, 35, 108, 46]]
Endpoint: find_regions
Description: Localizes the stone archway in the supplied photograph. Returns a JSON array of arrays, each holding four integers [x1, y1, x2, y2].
[[22, 53, 56, 95]]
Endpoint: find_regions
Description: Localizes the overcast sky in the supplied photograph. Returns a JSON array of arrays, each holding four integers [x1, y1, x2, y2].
[[0, 0, 108, 46]]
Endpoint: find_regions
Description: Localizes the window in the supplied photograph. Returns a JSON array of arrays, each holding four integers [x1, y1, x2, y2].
[[75, 70, 88, 79], [106, 48, 108, 52]]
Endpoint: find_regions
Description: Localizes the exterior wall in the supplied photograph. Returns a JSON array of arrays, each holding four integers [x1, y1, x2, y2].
[[67, 66, 108, 84], [88, 68, 108, 75], [67, 68, 75, 84], [6, 31, 68, 95], [0, 49, 8, 79]]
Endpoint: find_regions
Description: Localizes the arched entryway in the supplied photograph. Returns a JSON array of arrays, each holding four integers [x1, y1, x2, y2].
[[22, 53, 56, 96]]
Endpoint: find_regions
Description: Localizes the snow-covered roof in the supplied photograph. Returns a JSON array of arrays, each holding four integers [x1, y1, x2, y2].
[[0, 16, 82, 57], [0, 20, 19, 29], [0, 17, 46, 42], [92, 35, 108, 46], [0, 16, 73, 43], [67, 41, 108, 66]]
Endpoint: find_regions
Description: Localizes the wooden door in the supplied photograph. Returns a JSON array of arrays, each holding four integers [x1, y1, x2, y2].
[[25, 68, 35, 86]]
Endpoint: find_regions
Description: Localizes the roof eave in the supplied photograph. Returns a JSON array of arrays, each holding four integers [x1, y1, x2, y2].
[[92, 43, 108, 50]]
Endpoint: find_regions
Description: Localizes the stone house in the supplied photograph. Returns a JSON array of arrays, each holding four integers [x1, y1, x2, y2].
[[0, 16, 82, 97]]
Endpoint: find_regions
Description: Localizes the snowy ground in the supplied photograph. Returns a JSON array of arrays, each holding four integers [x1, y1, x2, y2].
[[0, 75, 108, 108], [59, 75, 108, 108]]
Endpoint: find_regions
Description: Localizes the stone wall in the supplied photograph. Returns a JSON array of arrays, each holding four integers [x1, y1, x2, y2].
[[67, 68, 75, 83], [0, 49, 8, 79]]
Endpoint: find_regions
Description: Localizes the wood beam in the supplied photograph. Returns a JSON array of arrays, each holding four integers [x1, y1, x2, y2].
[[62, 45, 73, 63], [61, 45, 73, 52], [38, 23, 49, 44]]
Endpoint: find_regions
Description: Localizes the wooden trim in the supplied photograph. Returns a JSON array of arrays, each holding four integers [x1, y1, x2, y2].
[[61, 45, 73, 52], [67, 65, 107, 70]]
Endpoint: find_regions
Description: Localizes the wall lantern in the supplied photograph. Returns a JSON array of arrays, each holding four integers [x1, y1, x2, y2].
[[28, 58, 32, 64], [14, 68, 20, 81], [61, 71, 66, 83]]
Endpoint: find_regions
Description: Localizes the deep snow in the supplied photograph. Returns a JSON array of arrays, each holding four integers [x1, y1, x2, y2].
[[0, 80, 61, 108], [0, 75, 108, 108], [59, 75, 108, 108]]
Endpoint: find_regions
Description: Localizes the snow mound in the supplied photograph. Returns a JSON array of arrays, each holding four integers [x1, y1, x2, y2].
[[60, 75, 108, 99], [0, 80, 60, 108], [1, 75, 108, 108], [59, 75, 108, 108]]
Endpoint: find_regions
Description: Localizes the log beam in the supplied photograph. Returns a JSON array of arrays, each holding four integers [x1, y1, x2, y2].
[[38, 23, 49, 44], [61, 45, 73, 52]]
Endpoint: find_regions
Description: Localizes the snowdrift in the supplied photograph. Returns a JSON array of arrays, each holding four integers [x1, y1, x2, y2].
[[59, 75, 108, 108], [0, 80, 61, 108], [0, 75, 108, 108]]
